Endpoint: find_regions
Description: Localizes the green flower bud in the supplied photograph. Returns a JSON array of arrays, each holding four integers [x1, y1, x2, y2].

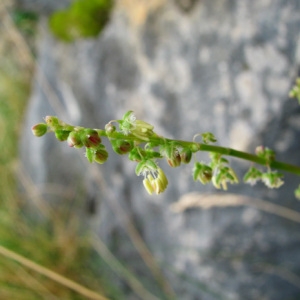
[[94, 148, 108, 164], [180, 148, 192, 164], [67, 131, 83, 148], [255, 146, 275, 163], [44, 116, 60, 129], [31, 123, 48, 137], [55, 129, 70, 141], [201, 132, 217, 144]]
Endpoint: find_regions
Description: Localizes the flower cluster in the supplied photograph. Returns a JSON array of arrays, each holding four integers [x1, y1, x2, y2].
[[32, 111, 299, 197], [160, 142, 192, 167], [193, 153, 238, 190], [32, 116, 108, 164], [244, 166, 284, 189]]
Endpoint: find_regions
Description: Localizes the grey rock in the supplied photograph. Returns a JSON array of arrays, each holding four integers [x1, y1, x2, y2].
[[15, 0, 71, 15], [21, 0, 300, 299]]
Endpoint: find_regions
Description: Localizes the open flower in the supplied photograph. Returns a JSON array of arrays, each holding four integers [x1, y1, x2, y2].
[[143, 168, 168, 195], [119, 111, 154, 141], [243, 166, 262, 186], [261, 171, 284, 188], [193, 162, 213, 184], [135, 160, 168, 194], [212, 166, 239, 190]]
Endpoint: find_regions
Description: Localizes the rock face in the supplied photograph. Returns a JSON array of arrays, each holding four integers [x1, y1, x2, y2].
[[20, 0, 300, 299]]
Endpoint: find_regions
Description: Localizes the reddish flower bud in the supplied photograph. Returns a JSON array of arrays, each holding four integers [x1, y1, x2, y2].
[[167, 152, 181, 167], [82, 129, 101, 148], [112, 140, 133, 154]]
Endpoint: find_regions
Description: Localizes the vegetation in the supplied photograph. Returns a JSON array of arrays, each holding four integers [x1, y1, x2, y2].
[[0, 2, 113, 299], [49, 0, 114, 42]]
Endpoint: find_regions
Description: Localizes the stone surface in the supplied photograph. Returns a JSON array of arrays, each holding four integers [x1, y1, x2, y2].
[[20, 0, 300, 299]]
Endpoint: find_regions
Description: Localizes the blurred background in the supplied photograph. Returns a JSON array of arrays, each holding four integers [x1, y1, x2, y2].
[[2, 0, 300, 299]]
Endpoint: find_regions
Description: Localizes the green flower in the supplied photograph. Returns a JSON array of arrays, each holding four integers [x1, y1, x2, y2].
[[119, 111, 154, 141], [212, 166, 239, 190], [193, 162, 213, 184], [243, 166, 262, 186], [261, 171, 283, 189]]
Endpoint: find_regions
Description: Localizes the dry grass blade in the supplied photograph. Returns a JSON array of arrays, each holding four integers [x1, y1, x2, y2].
[[92, 235, 160, 300], [0, 245, 109, 300], [171, 192, 300, 223]]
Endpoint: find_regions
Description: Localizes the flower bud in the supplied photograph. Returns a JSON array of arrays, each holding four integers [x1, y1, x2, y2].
[[105, 123, 116, 134], [167, 152, 181, 167], [82, 129, 101, 148], [201, 132, 217, 144], [31, 123, 48, 137], [44, 116, 60, 129], [193, 162, 213, 184], [94, 148, 108, 164], [112, 140, 133, 155], [180, 148, 192, 164], [55, 130, 70, 141], [67, 131, 83, 148], [255, 146, 275, 163]]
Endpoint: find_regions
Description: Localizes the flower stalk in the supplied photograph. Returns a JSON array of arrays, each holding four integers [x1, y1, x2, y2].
[[32, 111, 300, 197]]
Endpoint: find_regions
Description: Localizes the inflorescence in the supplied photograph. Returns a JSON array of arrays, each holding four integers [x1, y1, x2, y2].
[[32, 110, 300, 197]]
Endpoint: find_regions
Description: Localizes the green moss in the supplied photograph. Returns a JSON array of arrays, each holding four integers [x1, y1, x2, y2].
[[49, 0, 114, 42]]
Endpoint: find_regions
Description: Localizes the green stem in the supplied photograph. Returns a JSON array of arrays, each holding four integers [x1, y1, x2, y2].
[[99, 131, 300, 176]]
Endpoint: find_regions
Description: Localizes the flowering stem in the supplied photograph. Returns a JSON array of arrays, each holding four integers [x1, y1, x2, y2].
[[32, 112, 300, 196], [97, 130, 300, 175]]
